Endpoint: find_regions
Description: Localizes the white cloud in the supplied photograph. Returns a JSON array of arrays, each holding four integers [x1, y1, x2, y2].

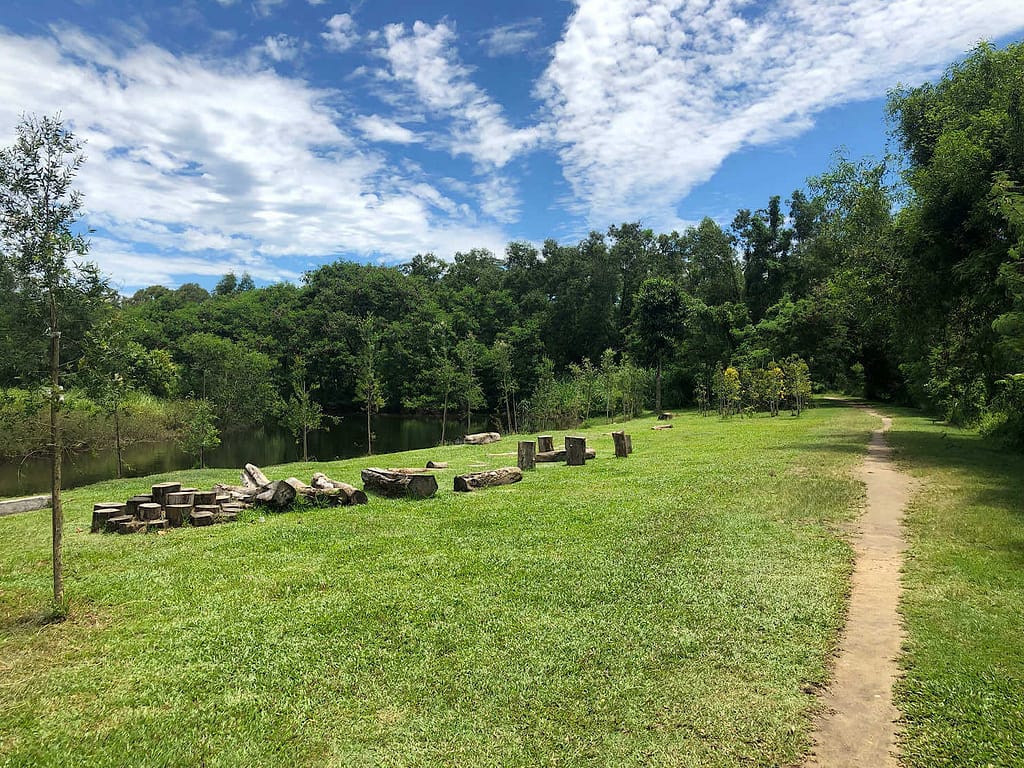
[[354, 114, 423, 144], [261, 34, 301, 62], [254, 0, 287, 17], [322, 13, 358, 52], [378, 21, 542, 168], [480, 19, 542, 57], [538, 0, 1024, 227], [0, 27, 513, 288]]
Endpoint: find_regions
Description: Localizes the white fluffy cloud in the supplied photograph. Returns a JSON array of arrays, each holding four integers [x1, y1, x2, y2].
[[480, 19, 542, 57], [538, 0, 1024, 226], [0, 27, 509, 288], [355, 114, 423, 144], [322, 13, 358, 52]]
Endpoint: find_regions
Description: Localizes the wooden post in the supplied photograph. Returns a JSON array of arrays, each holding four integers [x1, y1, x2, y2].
[[537, 435, 554, 453], [517, 440, 536, 470], [565, 436, 587, 466], [612, 431, 629, 458], [625, 434, 633, 454]]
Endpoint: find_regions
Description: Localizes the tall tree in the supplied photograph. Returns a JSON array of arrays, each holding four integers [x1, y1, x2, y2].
[[355, 316, 386, 455], [630, 277, 685, 412], [0, 114, 97, 609]]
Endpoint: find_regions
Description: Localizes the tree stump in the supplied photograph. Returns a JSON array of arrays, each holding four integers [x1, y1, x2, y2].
[[658, 412, 674, 420], [91, 503, 127, 533], [537, 435, 554, 453], [105, 514, 133, 533], [612, 431, 629, 458], [625, 434, 633, 454], [215, 494, 231, 506], [138, 503, 164, 521], [165, 491, 194, 506], [454, 467, 523, 492], [118, 519, 146, 534], [517, 441, 536, 470], [565, 436, 587, 466], [361, 468, 437, 499], [463, 432, 501, 445], [151, 482, 181, 505], [146, 519, 170, 532], [165, 504, 191, 528], [190, 510, 215, 526], [126, 495, 152, 518]]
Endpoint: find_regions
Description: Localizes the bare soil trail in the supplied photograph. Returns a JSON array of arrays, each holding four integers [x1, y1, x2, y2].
[[807, 412, 913, 767]]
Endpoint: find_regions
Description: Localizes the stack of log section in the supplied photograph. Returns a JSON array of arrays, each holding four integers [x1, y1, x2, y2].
[[90, 481, 249, 535]]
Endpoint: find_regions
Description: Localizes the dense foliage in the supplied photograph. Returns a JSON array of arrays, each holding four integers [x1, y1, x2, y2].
[[2, 42, 1023, 447]]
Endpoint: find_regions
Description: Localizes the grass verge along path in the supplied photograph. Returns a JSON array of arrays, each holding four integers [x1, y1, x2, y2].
[[1, 407, 874, 767]]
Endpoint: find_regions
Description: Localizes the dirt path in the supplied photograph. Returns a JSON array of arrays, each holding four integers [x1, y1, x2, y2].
[[807, 412, 912, 767]]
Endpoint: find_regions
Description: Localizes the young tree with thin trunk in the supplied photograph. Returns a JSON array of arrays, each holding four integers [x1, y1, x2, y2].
[[0, 114, 97, 611], [355, 316, 386, 455]]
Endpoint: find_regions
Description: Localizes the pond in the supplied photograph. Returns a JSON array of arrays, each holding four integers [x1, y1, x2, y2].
[[0, 413, 491, 498]]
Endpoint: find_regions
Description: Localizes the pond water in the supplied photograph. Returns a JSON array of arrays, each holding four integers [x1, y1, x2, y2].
[[0, 413, 490, 498]]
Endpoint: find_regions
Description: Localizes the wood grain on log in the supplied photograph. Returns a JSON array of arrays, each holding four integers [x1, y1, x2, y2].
[[255, 480, 296, 508], [537, 435, 554, 453], [361, 467, 437, 499], [565, 436, 587, 466], [612, 431, 629, 458], [165, 492, 194, 506], [454, 466, 523, 492], [517, 441, 536, 470], [463, 431, 501, 445], [536, 448, 596, 463], [242, 463, 271, 489]]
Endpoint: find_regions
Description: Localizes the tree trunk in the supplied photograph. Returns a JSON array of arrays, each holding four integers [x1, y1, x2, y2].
[[536, 447, 596, 462], [114, 401, 122, 478], [361, 467, 437, 499], [255, 480, 297, 508], [48, 292, 63, 608], [537, 435, 554, 453], [441, 389, 449, 444], [517, 441, 536, 470], [464, 432, 501, 445], [612, 431, 629, 458], [367, 408, 373, 455], [655, 356, 662, 413], [565, 436, 587, 466], [302, 424, 309, 462], [454, 467, 523, 492]]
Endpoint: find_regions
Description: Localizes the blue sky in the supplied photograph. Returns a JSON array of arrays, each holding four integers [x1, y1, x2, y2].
[[2, 0, 1023, 291]]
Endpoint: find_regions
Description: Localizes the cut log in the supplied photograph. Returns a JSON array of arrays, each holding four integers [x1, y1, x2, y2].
[[151, 482, 181, 505], [454, 466, 523, 492], [537, 435, 554, 453], [255, 480, 297, 508], [190, 510, 215, 527], [309, 472, 368, 505], [214, 483, 258, 502], [138, 503, 164, 521], [284, 477, 311, 494], [194, 491, 218, 505], [658, 412, 675, 420], [126, 495, 152, 518], [105, 514, 133, 533], [536, 448, 596, 463], [612, 431, 629, 459], [425, 461, 448, 469], [165, 491, 194, 506], [652, 424, 673, 430], [165, 504, 191, 528], [361, 467, 437, 499], [213, 510, 238, 524], [517, 440, 536, 470], [146, 519, 170, 532], [565, 436, 587, 466], [92, 503, 126, 533], [215, 494, 231, 505], [463, 431, 501, 445], [242, 463, 271, 489], [385, 467, 432, 474], [118, 519, 146, 535]]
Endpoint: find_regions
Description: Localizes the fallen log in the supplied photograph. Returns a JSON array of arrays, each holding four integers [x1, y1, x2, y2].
[[255, 480, 297, 508], [361, 467, 437, 499], [425, 461, 448, 469], [535, 448, 596, 463], [310, 472, 369, 505], [454, 466, 523, 492], [463, 432, 501, 445], [242, 463, 271, 489], [386, 467, 431, 474], [658, 412, 675, 420], [652, 424, 673, 430]]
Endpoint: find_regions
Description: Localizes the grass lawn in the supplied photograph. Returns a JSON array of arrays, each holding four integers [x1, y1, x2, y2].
[[0, 406, 876, 767], [889, 412, 1024, 768]]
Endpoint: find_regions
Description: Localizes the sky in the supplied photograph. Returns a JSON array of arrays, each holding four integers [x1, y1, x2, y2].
[[1, 1, 1023, 292]]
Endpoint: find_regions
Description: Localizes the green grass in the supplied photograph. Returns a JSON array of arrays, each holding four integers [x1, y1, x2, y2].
[[0, 406, 876, 767], [887, 412, 1024, 768]]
